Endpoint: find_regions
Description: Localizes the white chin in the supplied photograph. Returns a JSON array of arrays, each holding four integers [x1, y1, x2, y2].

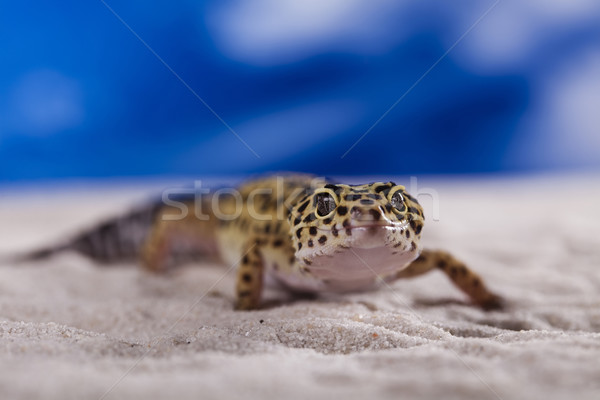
[[309, 245, 419, 283]]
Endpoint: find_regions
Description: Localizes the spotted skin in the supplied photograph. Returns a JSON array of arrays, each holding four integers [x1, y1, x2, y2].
[[235, 242, 264, 310], [140, 175, 503, 311], [395, 250, 504, 310]]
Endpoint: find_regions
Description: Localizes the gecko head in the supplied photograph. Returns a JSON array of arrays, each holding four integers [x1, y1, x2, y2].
[[287, 181, 424, 284]]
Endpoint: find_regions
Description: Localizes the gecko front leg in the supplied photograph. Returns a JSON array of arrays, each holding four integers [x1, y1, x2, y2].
[[235, 241, 265, 310], [394, 249, 504, 310]]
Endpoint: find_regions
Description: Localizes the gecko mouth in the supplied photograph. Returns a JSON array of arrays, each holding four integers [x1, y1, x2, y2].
[[317, 221, 409, 232], [314, 223, 412, 250]]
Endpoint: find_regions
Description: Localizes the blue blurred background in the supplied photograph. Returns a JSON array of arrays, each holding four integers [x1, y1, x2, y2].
[[1, 0, 599, 183]]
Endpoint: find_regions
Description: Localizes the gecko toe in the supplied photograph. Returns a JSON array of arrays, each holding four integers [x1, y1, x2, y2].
[[479, 294, 505, 311]]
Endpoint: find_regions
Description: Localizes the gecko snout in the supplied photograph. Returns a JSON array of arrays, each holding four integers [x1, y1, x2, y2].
[[350, 206, 384, 223], [350, 206, 362, 219]]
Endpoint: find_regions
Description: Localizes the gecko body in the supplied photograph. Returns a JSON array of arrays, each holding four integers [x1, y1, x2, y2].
[[137, 174, 502, 310]]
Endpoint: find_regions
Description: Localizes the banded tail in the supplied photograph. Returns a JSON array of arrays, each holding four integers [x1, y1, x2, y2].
[[15, 202, 164, 264]]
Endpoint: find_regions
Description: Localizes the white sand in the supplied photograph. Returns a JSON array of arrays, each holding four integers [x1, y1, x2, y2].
[[1, 175, 599, 400]]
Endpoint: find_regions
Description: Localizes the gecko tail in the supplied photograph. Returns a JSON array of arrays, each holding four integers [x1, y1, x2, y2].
[[0, 244, 69, 265], [9, 202, 164, 265], [10, 243, 72, 263]]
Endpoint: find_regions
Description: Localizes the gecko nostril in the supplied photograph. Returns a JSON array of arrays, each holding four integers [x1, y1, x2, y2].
[[350, 206, 362, 219], [369, 208, 381, 221]]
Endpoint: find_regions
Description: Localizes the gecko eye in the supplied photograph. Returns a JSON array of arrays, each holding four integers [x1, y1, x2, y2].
[[389, 189, 406, 212], [314, 191, 337, 217]]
